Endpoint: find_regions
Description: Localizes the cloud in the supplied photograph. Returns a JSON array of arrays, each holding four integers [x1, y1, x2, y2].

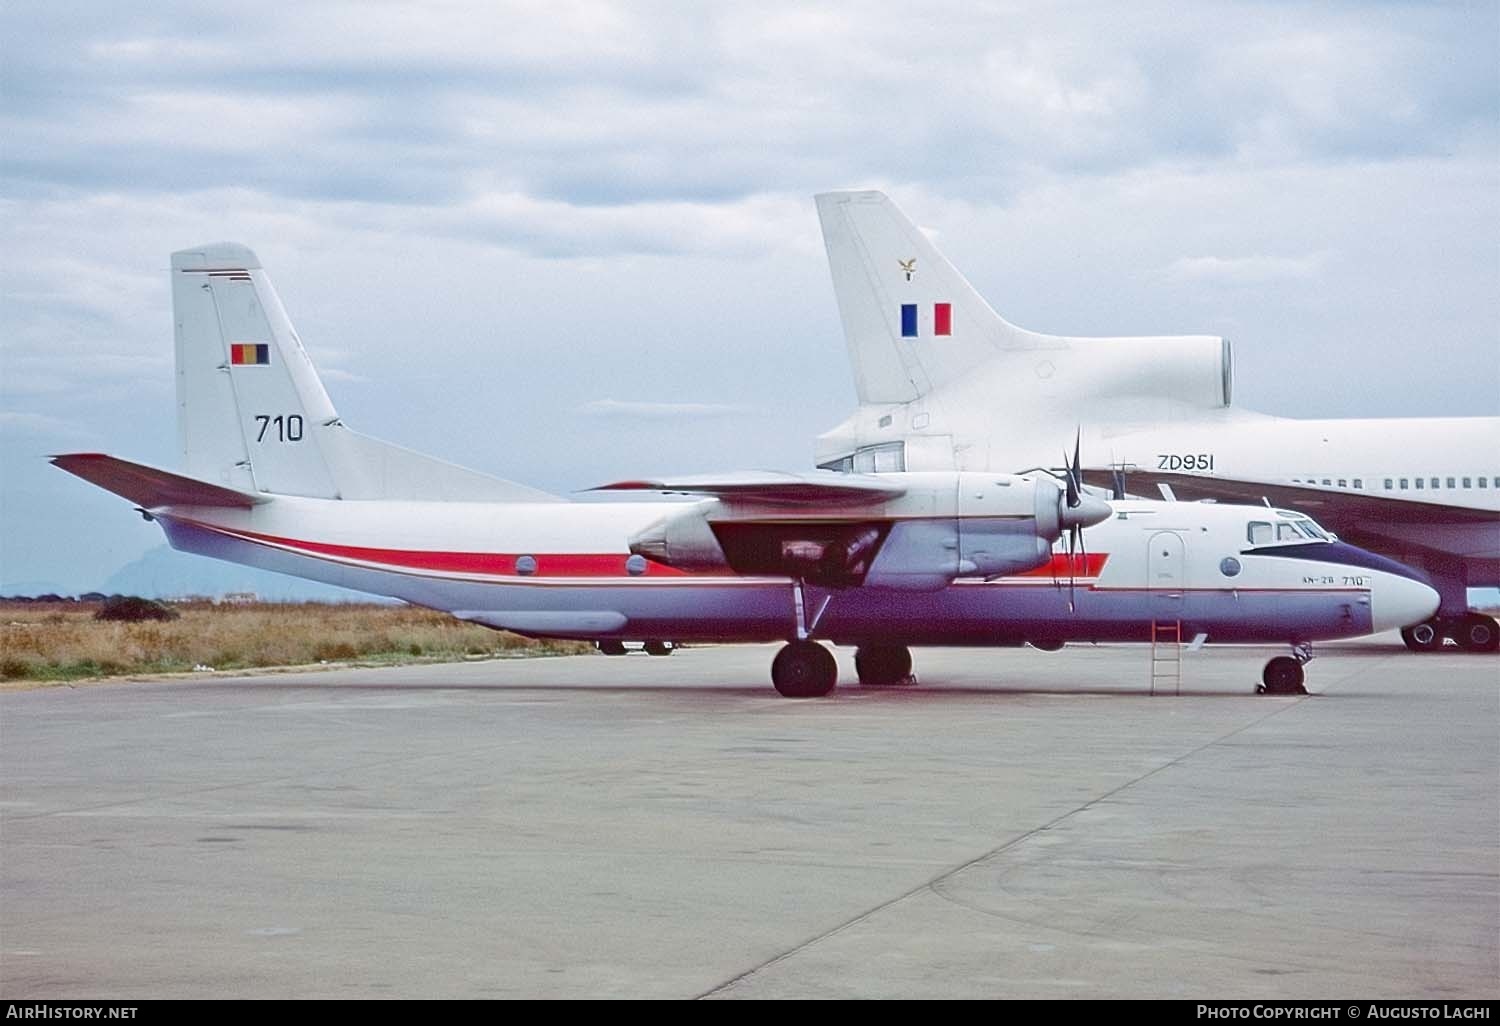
[[575, 399, 758, 420], [4, 2, 1494, 216], [0, 412, 97, 443], [1163, 252, 1329, 285]]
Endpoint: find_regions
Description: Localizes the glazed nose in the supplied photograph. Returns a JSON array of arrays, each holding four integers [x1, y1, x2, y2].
[[1371, 574, 1440, 633]]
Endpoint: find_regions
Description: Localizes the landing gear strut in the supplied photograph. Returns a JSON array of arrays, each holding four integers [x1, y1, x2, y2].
[[769, 578, 840, 697], [854, 644, 914, 687], [772, 640, 838, 698], [1259, 643, 1311, 695]]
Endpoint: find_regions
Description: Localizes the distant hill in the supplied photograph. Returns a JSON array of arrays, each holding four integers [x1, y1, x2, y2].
[[99, 546, 376, 602]]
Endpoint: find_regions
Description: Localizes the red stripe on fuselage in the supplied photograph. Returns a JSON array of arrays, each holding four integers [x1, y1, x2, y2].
[[191, 521, 695, 577], [179, 519, 1116, 582], [1014, 552, 1109, 578]]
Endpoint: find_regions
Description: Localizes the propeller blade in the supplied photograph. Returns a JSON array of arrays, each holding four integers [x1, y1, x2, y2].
[[1071, 431, 1082, 504], [1066, 523, 1078, 612], [1064, 442, 1080, 509]]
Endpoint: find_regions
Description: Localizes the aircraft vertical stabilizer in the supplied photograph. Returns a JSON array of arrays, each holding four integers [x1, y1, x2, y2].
[[170, 243, 560, 502], [815, 191, 1049, 405]]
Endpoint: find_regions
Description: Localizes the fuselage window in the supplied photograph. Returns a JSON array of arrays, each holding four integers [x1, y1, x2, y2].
[[1353, 478, 1362, 489], [1430, 477, 1439, 488], [1415, 478, 1424, 489], [1462, 477, 1471, 488], [1481, 477, 1489, 488], [1337, 479, 1347, 488], [1321, 478, 1331, 485], [1400, 478, 1409, 489], [1248, 521, 1272, 545], [1383, 478, 1393, 489], [1276, 523, 1301, 542], [1446, 477, 1455, 489]]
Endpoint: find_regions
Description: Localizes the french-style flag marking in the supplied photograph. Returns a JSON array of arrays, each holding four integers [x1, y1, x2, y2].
[[231, 343, 270, 366], [899, 303, 952, 338], [900, 304, 918, 338]]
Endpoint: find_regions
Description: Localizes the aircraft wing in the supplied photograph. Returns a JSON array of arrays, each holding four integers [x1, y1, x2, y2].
[[1081, 469, 1496, 524], [52, 453, 267, 509], [589, 471, 907, 506]]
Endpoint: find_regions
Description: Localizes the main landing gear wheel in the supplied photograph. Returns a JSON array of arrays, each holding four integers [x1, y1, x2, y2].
[[1400, 620, 1444, 653], [597, 641, 627, 656], [854, 644, 914, 687], [771, 641, 838, 698], [643, 640, 675, 656], [1453, 614, 1499, 654], [1259, 656, 1307, 695]]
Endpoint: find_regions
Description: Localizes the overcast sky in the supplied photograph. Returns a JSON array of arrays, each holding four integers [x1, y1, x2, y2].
[[2, 1, 1497, 591]]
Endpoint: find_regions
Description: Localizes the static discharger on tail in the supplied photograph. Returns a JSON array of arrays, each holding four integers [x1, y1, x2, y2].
[[53, 242, 1439, 697]]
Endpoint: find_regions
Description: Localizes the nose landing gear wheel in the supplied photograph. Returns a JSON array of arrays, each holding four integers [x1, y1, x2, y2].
[[771, 641, 838, 698], [1454, 614, 1499, 653], [1259, 656, 1307, 695], [1400, 620, 1443, 652], [643, 640, 675, 656], [596, 641, 627, 656], [854, 644, 914, 686]]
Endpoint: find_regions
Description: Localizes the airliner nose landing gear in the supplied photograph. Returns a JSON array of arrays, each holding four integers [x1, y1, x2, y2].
[[772, 640, 838, 697], [1401, 620, 1443, 652], [1402, 613, 1500, 653], [854, 644, 915, 687], [1452, 614, 1499, 653], [1259, 643, 1312, 695]]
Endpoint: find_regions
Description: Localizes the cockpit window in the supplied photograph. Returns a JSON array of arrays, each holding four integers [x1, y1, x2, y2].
[[1296, 519, 1330, 541], [1248, 516, 1331, 548]]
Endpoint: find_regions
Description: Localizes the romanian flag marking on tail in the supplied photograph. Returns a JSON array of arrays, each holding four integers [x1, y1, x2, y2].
[[900, 304, 918, 338], [231, 343, 270, 366]]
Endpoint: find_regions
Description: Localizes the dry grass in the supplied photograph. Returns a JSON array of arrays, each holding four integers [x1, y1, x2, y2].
[[0, 601, 591, 683]]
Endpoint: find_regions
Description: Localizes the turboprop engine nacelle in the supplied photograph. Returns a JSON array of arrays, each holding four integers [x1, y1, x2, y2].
[[629, 500, 732, 572], [625, 472, 1110, 591]]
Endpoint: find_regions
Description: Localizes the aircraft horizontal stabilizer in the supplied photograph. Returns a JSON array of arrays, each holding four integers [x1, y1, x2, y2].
[[590, 471, 907, 506], [51, 453, 267, 509]]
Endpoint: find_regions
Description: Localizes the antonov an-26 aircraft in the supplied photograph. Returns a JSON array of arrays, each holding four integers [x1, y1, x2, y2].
[[813, 191, 1500, 654], [54, 244, 1438, 696]]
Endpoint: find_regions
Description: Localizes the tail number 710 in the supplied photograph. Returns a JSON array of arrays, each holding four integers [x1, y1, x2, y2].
[[254, 414, 304, 443]]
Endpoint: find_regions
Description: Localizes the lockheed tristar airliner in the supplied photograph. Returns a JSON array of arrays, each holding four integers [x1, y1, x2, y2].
[[53, 243, 1438, 696], [813, 191, 1500, 654]]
